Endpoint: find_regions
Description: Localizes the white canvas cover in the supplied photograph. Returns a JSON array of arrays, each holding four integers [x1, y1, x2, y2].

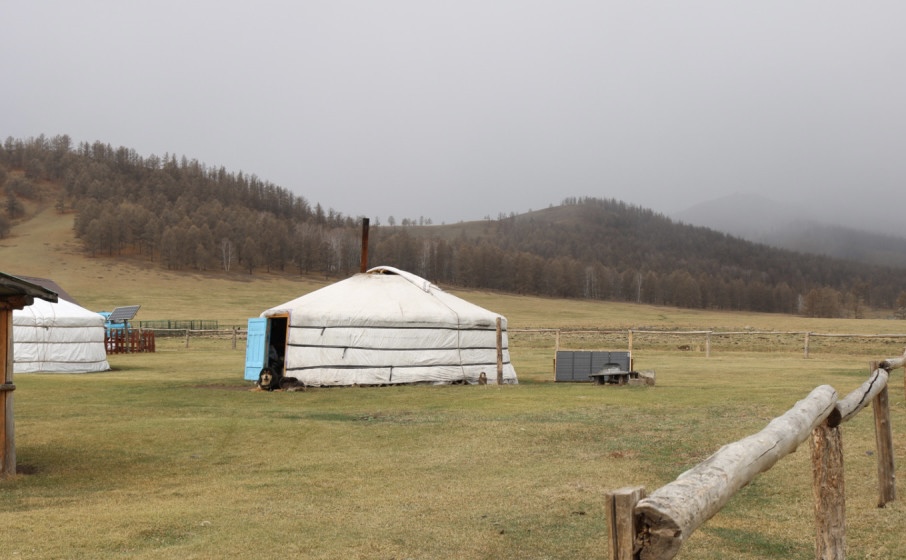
[[262, 266, 518, 386], [13, 297, 111, 373]]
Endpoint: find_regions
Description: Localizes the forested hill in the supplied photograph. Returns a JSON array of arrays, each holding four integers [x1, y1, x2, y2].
[[2, 134, 905, 318], [383, 199, 903, 316]]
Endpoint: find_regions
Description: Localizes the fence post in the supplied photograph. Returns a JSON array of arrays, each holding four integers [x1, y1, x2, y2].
[[804, 332, 811, 359], [606, 486, 645, 560], [705, 331, 711, 358], [811, 420, 846, 559], [496, 317, 503, 385], [232, 327, 237, 350], [185, 329, 190, 349], [871, 362, 896, 507]]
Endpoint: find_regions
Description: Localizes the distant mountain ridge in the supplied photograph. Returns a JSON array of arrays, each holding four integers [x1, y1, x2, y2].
[[393, 196, 906, 315], [4, 135, 906, 316], [673, 193, 906, 268]]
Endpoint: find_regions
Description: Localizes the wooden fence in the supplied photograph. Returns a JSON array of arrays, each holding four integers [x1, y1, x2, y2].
[[105, 330, 156, 354], [148, 327, 244, 350], [149, 326, 906, 357], [605, 350, 905, 560], [508, 328, 906, 358]]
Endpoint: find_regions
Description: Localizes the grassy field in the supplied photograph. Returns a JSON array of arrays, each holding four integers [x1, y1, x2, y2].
[[2, 208, 906, 559]]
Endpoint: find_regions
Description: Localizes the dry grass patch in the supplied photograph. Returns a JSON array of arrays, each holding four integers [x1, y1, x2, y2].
[[3, 339, 904, 558], [4, 211, 906, 558]]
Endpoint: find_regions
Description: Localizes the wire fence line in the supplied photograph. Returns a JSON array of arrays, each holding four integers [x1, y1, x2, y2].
[[509, 328, 906, 360], [136, 326, 906, 360]]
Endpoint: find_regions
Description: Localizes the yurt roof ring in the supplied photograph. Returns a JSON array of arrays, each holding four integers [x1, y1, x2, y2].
[[366, 266, 434, 293]]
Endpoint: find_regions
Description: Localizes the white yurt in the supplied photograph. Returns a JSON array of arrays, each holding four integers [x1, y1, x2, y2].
[[253, 266, 518, 386], [13, 297, 111, 373]]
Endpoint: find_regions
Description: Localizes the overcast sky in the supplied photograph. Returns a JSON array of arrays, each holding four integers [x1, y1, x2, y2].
[[3, 2, 904, 227]]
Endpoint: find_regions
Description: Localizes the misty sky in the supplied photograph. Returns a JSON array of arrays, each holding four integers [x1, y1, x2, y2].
[[3, 2, 905, 227]]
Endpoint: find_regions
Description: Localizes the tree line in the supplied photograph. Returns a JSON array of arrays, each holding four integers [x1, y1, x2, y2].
[[2, 134, 905, 318]]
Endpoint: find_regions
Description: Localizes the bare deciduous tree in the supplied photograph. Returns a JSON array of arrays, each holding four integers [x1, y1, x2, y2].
[[220, 237, 235, 272]]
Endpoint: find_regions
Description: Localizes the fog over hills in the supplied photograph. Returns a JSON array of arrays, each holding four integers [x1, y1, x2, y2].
[[674, 193, 906, 269]]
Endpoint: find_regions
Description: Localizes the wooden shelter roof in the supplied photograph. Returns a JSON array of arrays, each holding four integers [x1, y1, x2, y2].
[[0, 272, 58, 305], [13, 275, 73, 304]]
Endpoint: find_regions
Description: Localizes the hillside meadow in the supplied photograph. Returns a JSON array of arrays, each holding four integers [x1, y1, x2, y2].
[[2, 208, 906, 558]]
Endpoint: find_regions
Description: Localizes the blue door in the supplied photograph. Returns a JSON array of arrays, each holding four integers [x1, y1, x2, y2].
[[244, 318, 268, 381]]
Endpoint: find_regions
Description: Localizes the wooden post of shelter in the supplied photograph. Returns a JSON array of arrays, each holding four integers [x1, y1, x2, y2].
[[606, 486, 646, 560], [0, 303, 15, 477], [496, 317, 503, 385], [0, 273, 58, 478], [628, 329, 633, 356]]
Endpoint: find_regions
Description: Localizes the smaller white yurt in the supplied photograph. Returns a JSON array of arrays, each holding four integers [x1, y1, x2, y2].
[[13, 297, 111, 373], [247, 266, 517, 386]]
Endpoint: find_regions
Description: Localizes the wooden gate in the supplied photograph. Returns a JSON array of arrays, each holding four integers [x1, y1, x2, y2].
[[105, 330, 155, 354]]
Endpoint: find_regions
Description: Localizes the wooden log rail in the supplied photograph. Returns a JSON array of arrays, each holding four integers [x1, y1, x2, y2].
[[606, 348, 906, 560]]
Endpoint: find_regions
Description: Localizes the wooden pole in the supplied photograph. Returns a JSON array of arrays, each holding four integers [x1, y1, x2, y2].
[[871, 362, 896, 507], [496, 317, 503, 385], [606, 486, 646, 560], [185, 329, 190, 349], [811, 420, 846, 560], [232, 327, 237, 350], [874, 386, 896, 507], [360, 217, 370, 273], [804, 332, 811, 359], [628, 329, 634, 356], [705, 331, 711, 358], [0, 305, 15, 477]]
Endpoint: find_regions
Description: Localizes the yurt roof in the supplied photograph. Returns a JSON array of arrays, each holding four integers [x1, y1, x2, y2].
[[263, 266, 503, 328], [13, 297, 105, 328]]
